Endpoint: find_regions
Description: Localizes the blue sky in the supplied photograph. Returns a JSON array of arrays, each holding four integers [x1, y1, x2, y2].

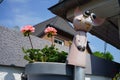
[[0, 0, 58, 28], [0, 0, 120, 63]]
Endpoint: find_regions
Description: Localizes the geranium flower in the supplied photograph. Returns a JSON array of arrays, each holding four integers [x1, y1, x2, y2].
[[21, 25, 67, 63], [21, 25, 35, 33], [21, 25, 35, 36], [44, 26, 57, 37], [21, 25, 35, 48]]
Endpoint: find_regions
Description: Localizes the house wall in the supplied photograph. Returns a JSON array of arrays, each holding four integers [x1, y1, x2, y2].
[[41, 34, 72, 47], [0, 66, 24, 80], [41, 34, 91, 54]]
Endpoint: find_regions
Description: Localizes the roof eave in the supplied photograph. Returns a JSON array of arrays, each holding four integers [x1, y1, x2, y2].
[[48, 0, 90, 19]]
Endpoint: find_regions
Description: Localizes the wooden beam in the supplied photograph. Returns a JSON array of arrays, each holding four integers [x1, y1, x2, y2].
[[67, 0, 120, 22]]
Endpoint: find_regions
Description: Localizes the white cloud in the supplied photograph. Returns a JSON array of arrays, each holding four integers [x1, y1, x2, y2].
[[14, 14, 42, 27], [5, 0, 43, 28], [0, 15, 41, 28], [0, 6, 43, 28]]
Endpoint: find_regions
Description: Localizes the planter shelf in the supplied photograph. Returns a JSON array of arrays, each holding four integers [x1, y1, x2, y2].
[[25, 62, 74, 80], [25, 55, 120, 80]]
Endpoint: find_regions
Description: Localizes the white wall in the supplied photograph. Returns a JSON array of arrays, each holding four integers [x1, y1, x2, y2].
[[0, 66, 24, 80]]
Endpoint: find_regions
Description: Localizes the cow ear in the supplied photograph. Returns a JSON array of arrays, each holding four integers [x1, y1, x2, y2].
[[74, 7, 82, 16], [92, 17, 105, 26]]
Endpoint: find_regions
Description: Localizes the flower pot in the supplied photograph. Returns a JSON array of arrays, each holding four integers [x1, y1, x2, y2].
[[25, 62, 74, 80]]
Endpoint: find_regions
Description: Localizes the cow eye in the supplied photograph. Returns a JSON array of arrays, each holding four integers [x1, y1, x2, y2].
[[83, 11, 90, 17], [91, 13, 96, 20]]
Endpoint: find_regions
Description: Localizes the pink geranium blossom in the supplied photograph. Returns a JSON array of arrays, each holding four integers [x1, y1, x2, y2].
[[21, 25, 35, 48], [44, 26, 57, 45], [21, 25, 35, 33], [44, 26, 57, 37]]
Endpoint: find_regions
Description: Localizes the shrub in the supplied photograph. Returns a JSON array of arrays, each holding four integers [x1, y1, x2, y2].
[[93, 51, 114, 61]]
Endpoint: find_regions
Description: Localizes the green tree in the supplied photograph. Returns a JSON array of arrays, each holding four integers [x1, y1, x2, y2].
[[93, 51, 114, 61]]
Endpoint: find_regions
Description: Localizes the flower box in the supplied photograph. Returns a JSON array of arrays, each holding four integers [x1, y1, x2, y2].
[[25, 62, 74, 80]]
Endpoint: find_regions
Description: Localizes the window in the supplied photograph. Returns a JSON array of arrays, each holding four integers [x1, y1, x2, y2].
[[54, 38, 64, 46]]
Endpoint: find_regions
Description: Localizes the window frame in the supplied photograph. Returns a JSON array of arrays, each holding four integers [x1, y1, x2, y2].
[[54, 37, 64, 46]]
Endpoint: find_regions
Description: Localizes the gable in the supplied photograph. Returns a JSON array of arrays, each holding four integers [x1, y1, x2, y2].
[[32, 16, 76, 37]]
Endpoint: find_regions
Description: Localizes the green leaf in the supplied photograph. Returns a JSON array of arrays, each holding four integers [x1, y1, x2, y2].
[[24, 55, 33, 63]]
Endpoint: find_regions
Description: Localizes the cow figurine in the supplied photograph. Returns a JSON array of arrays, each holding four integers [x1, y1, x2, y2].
[[67, 7, 105, 67]]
